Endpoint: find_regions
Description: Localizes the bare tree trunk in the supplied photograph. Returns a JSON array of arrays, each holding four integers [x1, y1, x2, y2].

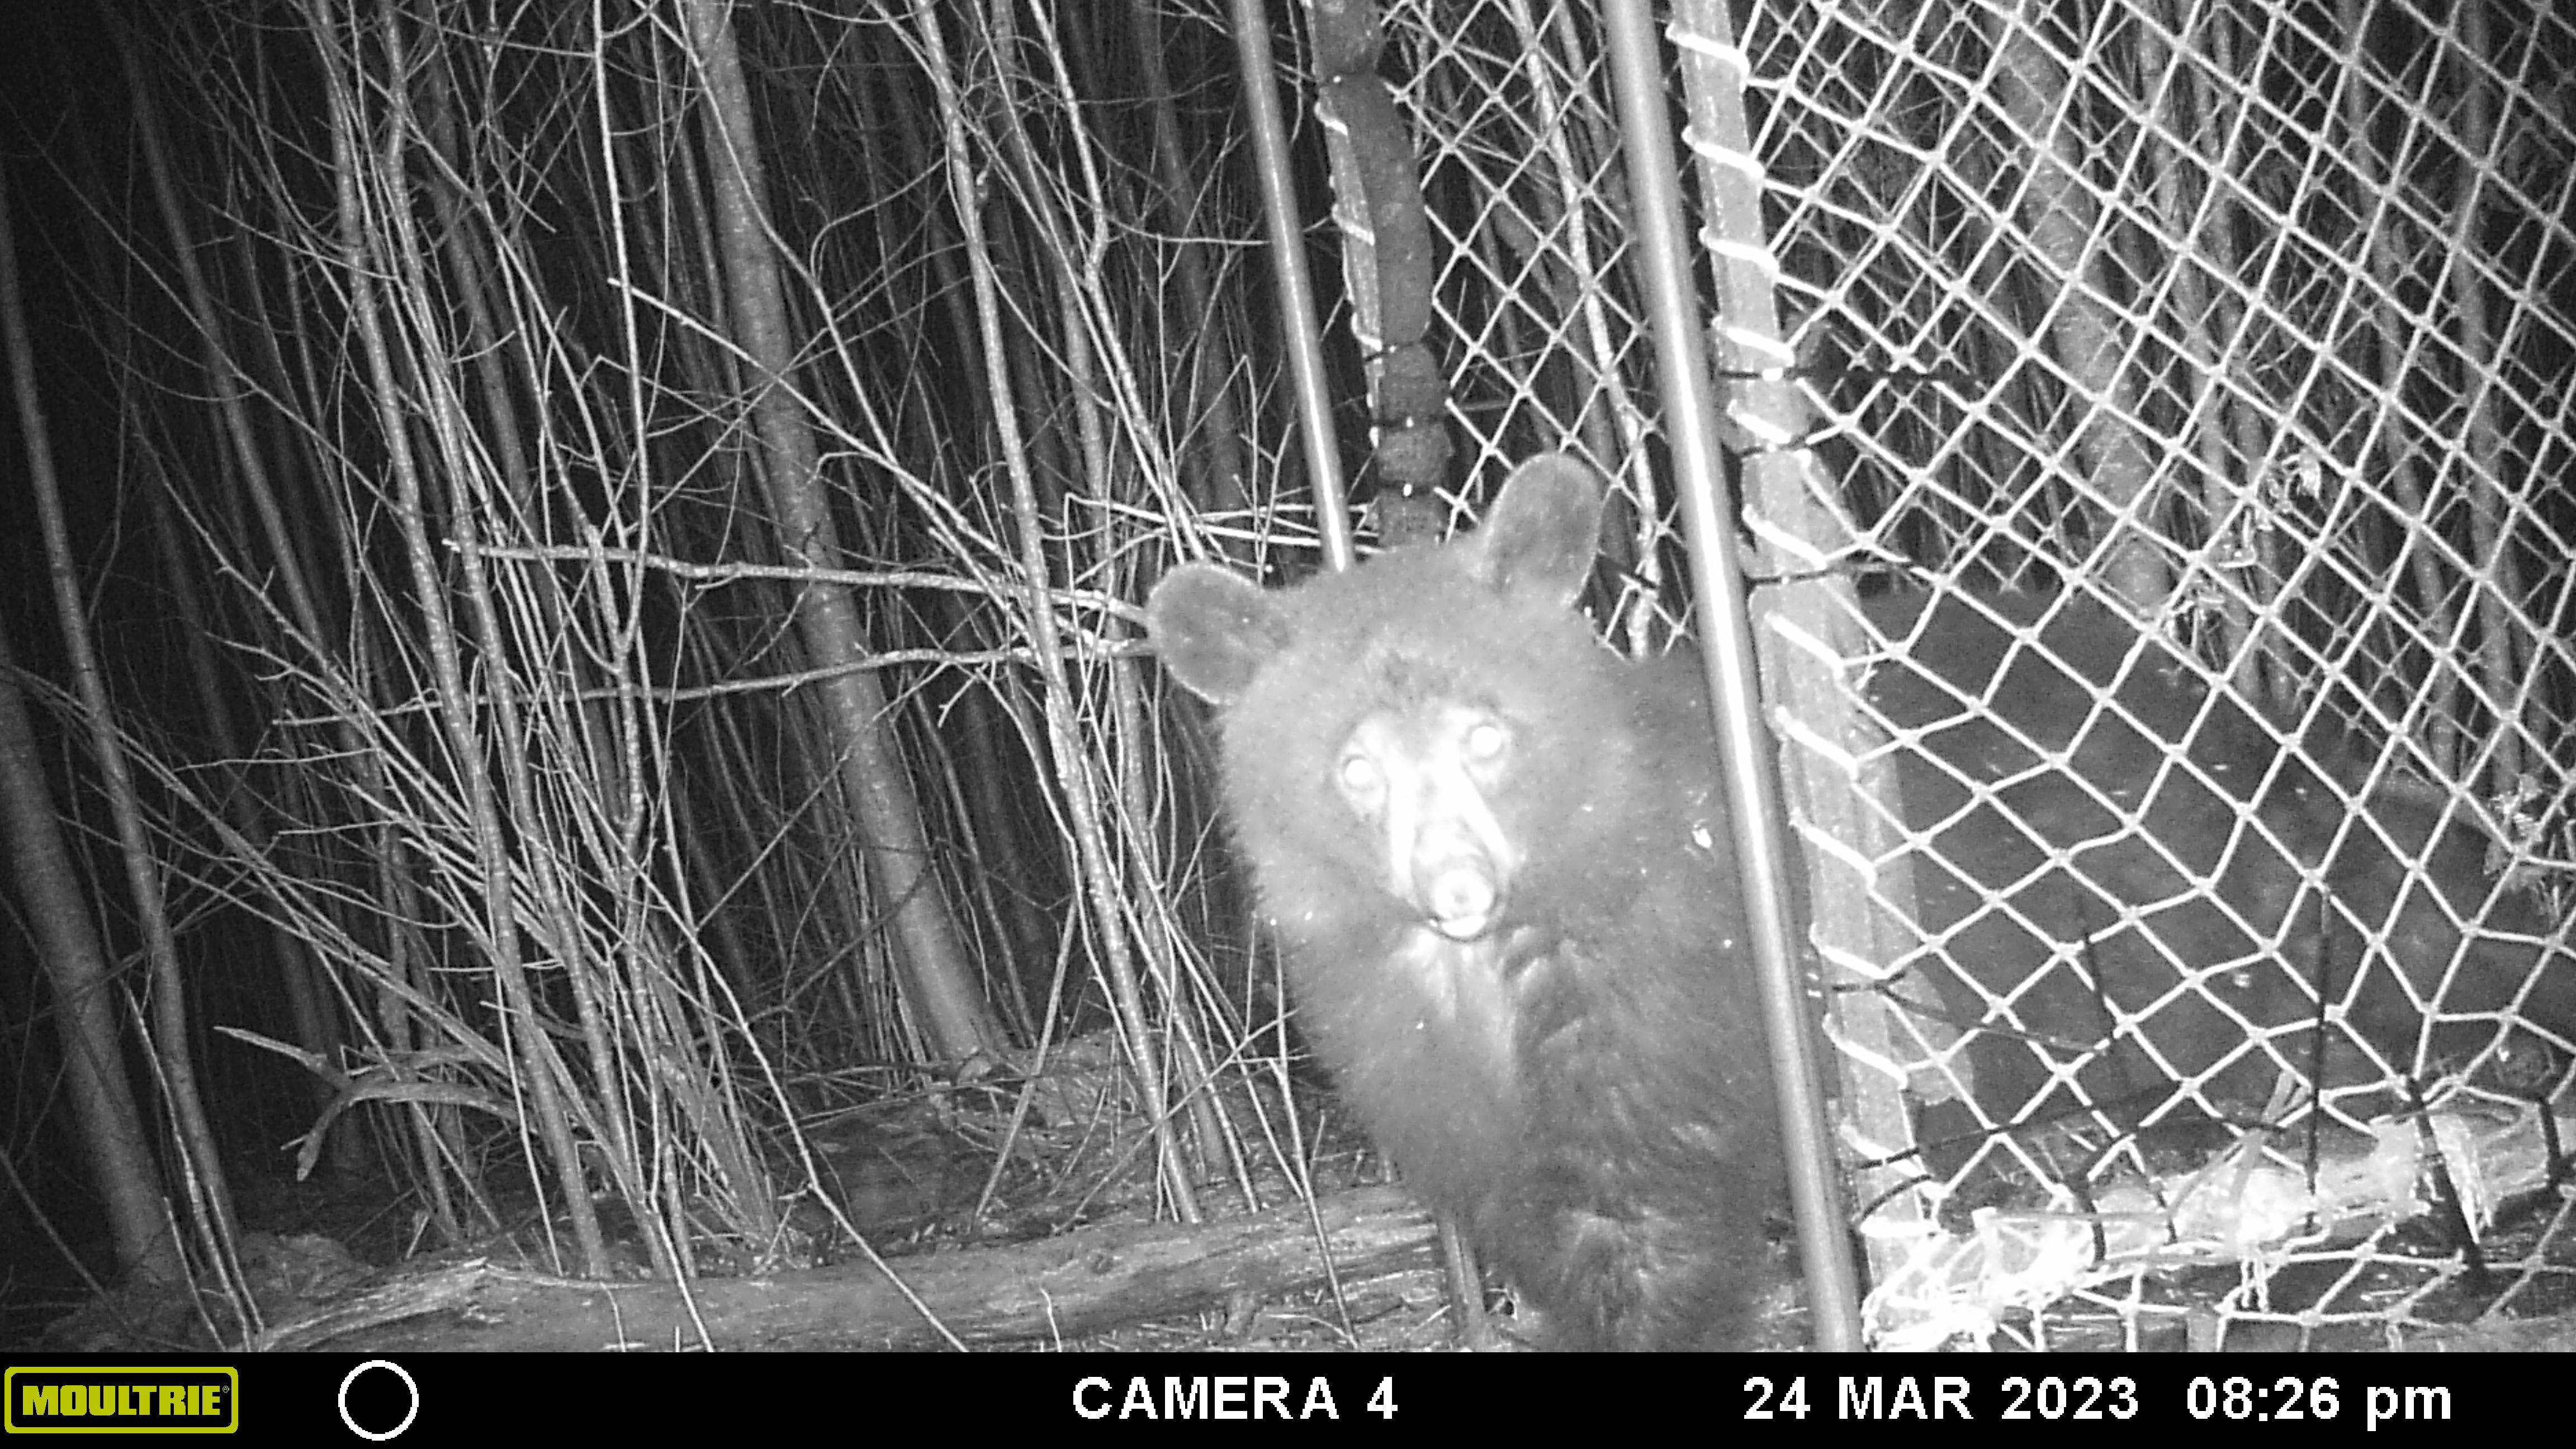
[[1991, 10, 2169, 615], [681, 0, 1007, 1069], [0, 174, 188, 1290], [1126, 0, 1250, 514]]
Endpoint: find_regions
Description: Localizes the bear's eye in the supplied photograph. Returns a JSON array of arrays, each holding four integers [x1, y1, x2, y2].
[[1337, 751, 1382, 803]]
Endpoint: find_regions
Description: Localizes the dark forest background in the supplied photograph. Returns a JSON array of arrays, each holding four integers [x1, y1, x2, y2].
[[0, 0, 1339, 1347]]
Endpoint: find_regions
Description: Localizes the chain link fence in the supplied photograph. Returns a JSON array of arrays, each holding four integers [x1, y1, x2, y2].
[[1330, 0, 2576, 1347]]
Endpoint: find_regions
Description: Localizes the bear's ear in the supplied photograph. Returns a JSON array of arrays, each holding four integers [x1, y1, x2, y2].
[[1474, 453, 1604, 609], [1145, 563, 1292, 704]]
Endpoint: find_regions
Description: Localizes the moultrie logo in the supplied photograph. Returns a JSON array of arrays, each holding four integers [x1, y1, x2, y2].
[[6, 1367, 238, 1432]]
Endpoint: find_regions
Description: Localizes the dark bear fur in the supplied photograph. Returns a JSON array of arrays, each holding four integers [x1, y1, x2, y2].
[[1146, 454, 1782, 1351]]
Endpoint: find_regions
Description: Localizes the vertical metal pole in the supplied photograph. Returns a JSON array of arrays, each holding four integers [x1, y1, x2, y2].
[[1599, 0, 1866, 1351], [1227, 0, 1353, 574], [1229, 0, 1500, 1347]]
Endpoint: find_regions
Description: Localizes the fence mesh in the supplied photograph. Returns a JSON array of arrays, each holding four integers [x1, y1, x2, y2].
[[1342, 0, 2576, 1347]]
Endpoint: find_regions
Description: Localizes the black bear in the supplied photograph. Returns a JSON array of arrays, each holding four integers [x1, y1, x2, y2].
[[1145, 453, 1783, 1351]]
